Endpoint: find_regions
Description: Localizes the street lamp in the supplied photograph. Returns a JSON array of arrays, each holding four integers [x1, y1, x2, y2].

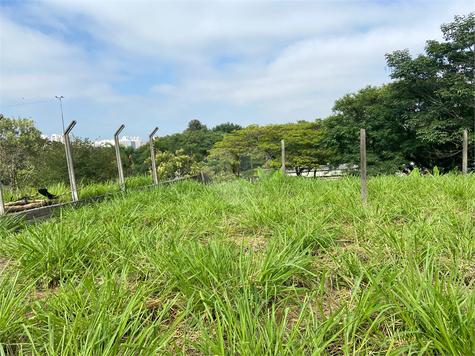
[[55, 96, 65, 133]]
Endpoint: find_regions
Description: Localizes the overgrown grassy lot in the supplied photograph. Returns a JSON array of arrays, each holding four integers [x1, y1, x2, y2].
[[0, 174, 474, 355]]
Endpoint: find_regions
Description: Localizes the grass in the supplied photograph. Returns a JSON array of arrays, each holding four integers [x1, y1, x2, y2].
[[1, 174, 156, 206], [0, 173, 474, 355]]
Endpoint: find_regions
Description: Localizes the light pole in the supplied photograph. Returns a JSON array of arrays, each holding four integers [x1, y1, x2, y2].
[[55, 96, 65, 133]]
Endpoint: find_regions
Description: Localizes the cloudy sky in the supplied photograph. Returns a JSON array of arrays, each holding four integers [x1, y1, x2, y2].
[[0, 0, 472, 141]]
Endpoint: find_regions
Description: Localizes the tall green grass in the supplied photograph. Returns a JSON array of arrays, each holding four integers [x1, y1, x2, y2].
[[0, 174, 473, 355]]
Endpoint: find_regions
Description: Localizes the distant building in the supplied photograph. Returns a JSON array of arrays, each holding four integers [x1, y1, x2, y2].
[[51, 134, 64, 143], [93, 136, 142, 148], [119, 136, 141, 149]]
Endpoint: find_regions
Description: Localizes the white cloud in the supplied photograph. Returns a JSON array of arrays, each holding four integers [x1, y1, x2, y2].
[[0, 0, 473, 138]]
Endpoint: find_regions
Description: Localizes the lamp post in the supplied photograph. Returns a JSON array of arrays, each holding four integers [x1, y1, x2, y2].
[[0, 114, 4, 215], [55, 96, 65, 133]]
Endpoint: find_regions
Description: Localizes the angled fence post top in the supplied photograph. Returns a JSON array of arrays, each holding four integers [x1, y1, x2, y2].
[[63, 120, 79, 202], [149, 127, 159, 139], [64, 120, 77, 135], [149, 127, 159, 185], [114, 124, 126, 187], [115, 124, 125, 137]]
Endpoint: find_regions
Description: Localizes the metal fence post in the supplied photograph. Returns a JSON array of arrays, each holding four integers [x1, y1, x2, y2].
[[0, 177, 4, 216], [64, 121, 79, 202], [360, 129, 367, 202], [281, 139, 285, 178], [0, 115, 4, 215], [114, 125, 126, 188], [150, 127, 159, 185], [462, 129, 468, 176]]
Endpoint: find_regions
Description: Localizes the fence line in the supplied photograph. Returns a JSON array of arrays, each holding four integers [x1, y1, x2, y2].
[[1, 173, 204, 224]]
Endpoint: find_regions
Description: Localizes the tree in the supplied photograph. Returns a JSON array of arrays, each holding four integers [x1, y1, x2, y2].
[[385, 12, 474, 168], [155, 120, 243, 162], [212, 122, 243, 134], [207, 121, 327, 176], [0, 117, 45, 192], [185, 119, 207, 132], [33, 137, 118, 187], [321, 85, 426, 173], [153, 149, 200, 181]]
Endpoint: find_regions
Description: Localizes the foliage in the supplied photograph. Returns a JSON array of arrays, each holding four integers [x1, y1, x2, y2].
[[155, 120, 242, 162], [123, 143, 151, 176], [321, 13, 474, 173], [185, 119, 207, 132], [208, 121, 328, 176], [33, 137, 118, 187], [0, 117, 45, 192], [257, 167, 283, 181], [385, 12, 474, 168], [154, 149, 200, 181], [321, 85, 425, 174], [212, 122, 243, 134]]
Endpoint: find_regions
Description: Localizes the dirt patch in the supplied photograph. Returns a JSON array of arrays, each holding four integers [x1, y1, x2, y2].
[[0, 258, 12, 275]]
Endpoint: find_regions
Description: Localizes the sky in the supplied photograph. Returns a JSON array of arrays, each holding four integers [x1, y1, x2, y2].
[[0, 0, 473, 141]]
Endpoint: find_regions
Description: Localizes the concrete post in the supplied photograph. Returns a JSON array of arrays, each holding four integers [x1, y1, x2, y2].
[[360, 129, 367, 202], [149, 127, 159, 185], [462, 130, 468, 176], [114, 125, 126, 188], [64, 121, 79, 202]]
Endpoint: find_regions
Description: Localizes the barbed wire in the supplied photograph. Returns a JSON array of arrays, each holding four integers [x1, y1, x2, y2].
[[0, 99, 57, 108]]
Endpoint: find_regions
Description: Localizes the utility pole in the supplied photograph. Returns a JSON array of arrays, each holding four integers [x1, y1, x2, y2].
[[55, 96, 65, 133]]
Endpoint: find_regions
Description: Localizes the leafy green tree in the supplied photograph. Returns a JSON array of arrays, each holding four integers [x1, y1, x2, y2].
[[153, 149, 200, 181], [123, 144, 151, 176], [155, 120, 242, 162], [34, 137, 118, 186], [385, 12, 474, 168], [185, 119, 207, 132], [212, 122, 243, 134], [321, 85, 426, 173], [0, 117, 45, 192], [208, 121, 327, 176]]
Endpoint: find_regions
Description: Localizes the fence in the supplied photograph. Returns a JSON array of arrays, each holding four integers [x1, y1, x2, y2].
[[2, 173, 205, 225], [0, 124, 471, 215]]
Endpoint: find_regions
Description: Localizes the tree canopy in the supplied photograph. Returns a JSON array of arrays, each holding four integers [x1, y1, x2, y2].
[[207, 121, 327, 176], [385, 12, 474, 168], [322, 13, 474, 172], [155, 120, 243, 162], [0, 117, 45, 191]]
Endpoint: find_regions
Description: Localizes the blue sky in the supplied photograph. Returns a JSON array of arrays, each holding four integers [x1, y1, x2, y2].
[[0, 0, 473, 141]]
